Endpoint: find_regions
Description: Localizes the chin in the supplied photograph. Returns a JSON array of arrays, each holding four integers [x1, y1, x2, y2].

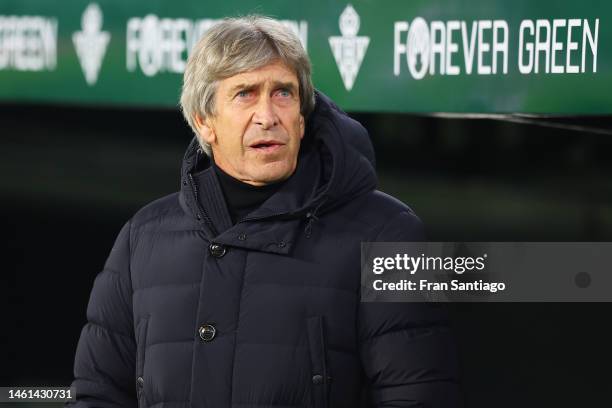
[[250, 163, 295, 184], [255, 172, 290, 185]]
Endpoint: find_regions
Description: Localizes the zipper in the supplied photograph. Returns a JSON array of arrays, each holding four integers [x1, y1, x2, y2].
[[188, 173, 218, 236], [237, 198, 327, 224], [236, 209, 297, 224], [236, 199, 326, 239]]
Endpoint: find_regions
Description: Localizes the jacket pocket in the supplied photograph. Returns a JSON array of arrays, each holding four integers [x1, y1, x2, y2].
[[306, 316, 331, 408], [135, 316, 149, 408]]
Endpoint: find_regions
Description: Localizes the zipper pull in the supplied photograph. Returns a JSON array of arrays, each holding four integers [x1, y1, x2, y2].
[[304, 211, 319, 238]]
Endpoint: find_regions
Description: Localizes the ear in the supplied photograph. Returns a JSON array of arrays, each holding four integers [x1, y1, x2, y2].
[[298, 114, 305, 140], [194, 114, 216, 145]]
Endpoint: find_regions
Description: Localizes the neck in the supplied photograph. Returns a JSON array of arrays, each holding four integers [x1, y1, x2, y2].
[[212, 161, 284, 223]]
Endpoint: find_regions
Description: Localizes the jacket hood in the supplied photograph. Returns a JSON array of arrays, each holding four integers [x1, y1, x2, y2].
[[178, 90, 377, 229]]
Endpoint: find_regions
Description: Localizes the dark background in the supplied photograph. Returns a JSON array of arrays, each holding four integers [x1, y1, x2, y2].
[[2, 103, 612, 407]]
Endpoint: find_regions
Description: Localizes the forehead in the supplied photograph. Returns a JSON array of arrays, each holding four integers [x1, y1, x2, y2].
[[219, 61, 299, 90]]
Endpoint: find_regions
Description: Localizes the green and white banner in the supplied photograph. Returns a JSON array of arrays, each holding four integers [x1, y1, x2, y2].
[[0, 0, 608, 114]]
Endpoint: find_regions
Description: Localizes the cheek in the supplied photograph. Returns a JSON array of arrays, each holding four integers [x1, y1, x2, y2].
[[299, 118, 305, 139], [286, 115, 304, 141], [218, 128, 245, 156]]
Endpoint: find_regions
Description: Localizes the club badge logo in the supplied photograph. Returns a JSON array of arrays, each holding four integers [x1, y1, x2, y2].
[[328, 4, 370, 91], [73, 3, 110, 85], [406, 17, 430, 80]]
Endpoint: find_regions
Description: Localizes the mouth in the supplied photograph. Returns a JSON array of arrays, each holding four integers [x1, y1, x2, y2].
[[248, 140, 286, 153]]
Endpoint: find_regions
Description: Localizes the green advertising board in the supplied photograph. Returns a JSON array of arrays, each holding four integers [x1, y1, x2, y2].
[[0, 0, 608, 114]]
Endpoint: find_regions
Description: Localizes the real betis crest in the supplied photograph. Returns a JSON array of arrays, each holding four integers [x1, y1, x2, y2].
[[328, 4, 370, 91], [73, 3, 110, 86]]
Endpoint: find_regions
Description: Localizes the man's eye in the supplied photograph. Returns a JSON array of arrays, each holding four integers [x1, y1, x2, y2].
[[277, 89, 292, 97], [236, 90, 252, 98]]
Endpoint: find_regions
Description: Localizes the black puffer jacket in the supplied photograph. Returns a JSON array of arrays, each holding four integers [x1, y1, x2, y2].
[[68, 91, 461, 408]]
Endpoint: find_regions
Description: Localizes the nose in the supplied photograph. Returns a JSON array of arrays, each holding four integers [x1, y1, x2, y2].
[[252, 96, 278, 130]]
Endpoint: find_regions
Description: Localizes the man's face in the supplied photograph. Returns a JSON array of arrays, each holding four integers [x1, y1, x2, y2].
[[195, 61, 305, 186]]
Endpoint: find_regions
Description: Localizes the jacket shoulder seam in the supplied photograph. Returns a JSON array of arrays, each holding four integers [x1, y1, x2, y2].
[[370, 210, 415, 241], [131, 192, 181, 229]]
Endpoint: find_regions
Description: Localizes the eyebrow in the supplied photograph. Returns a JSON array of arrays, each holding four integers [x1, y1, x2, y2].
[[228, 81, 298, 95]]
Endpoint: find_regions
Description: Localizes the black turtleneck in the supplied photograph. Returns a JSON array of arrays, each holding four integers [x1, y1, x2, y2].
[[212, 162, 285, 224]]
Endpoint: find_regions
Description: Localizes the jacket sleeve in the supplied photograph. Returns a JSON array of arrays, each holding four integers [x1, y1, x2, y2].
[[66, 220, 138, 407], [358, 211, 462, 408]]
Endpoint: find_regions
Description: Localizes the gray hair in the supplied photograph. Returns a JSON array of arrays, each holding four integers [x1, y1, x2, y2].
[[180, 15, 315, 156]]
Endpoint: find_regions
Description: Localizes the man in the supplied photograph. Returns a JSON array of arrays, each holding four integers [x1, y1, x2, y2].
[[68, 15, 460, 408]]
